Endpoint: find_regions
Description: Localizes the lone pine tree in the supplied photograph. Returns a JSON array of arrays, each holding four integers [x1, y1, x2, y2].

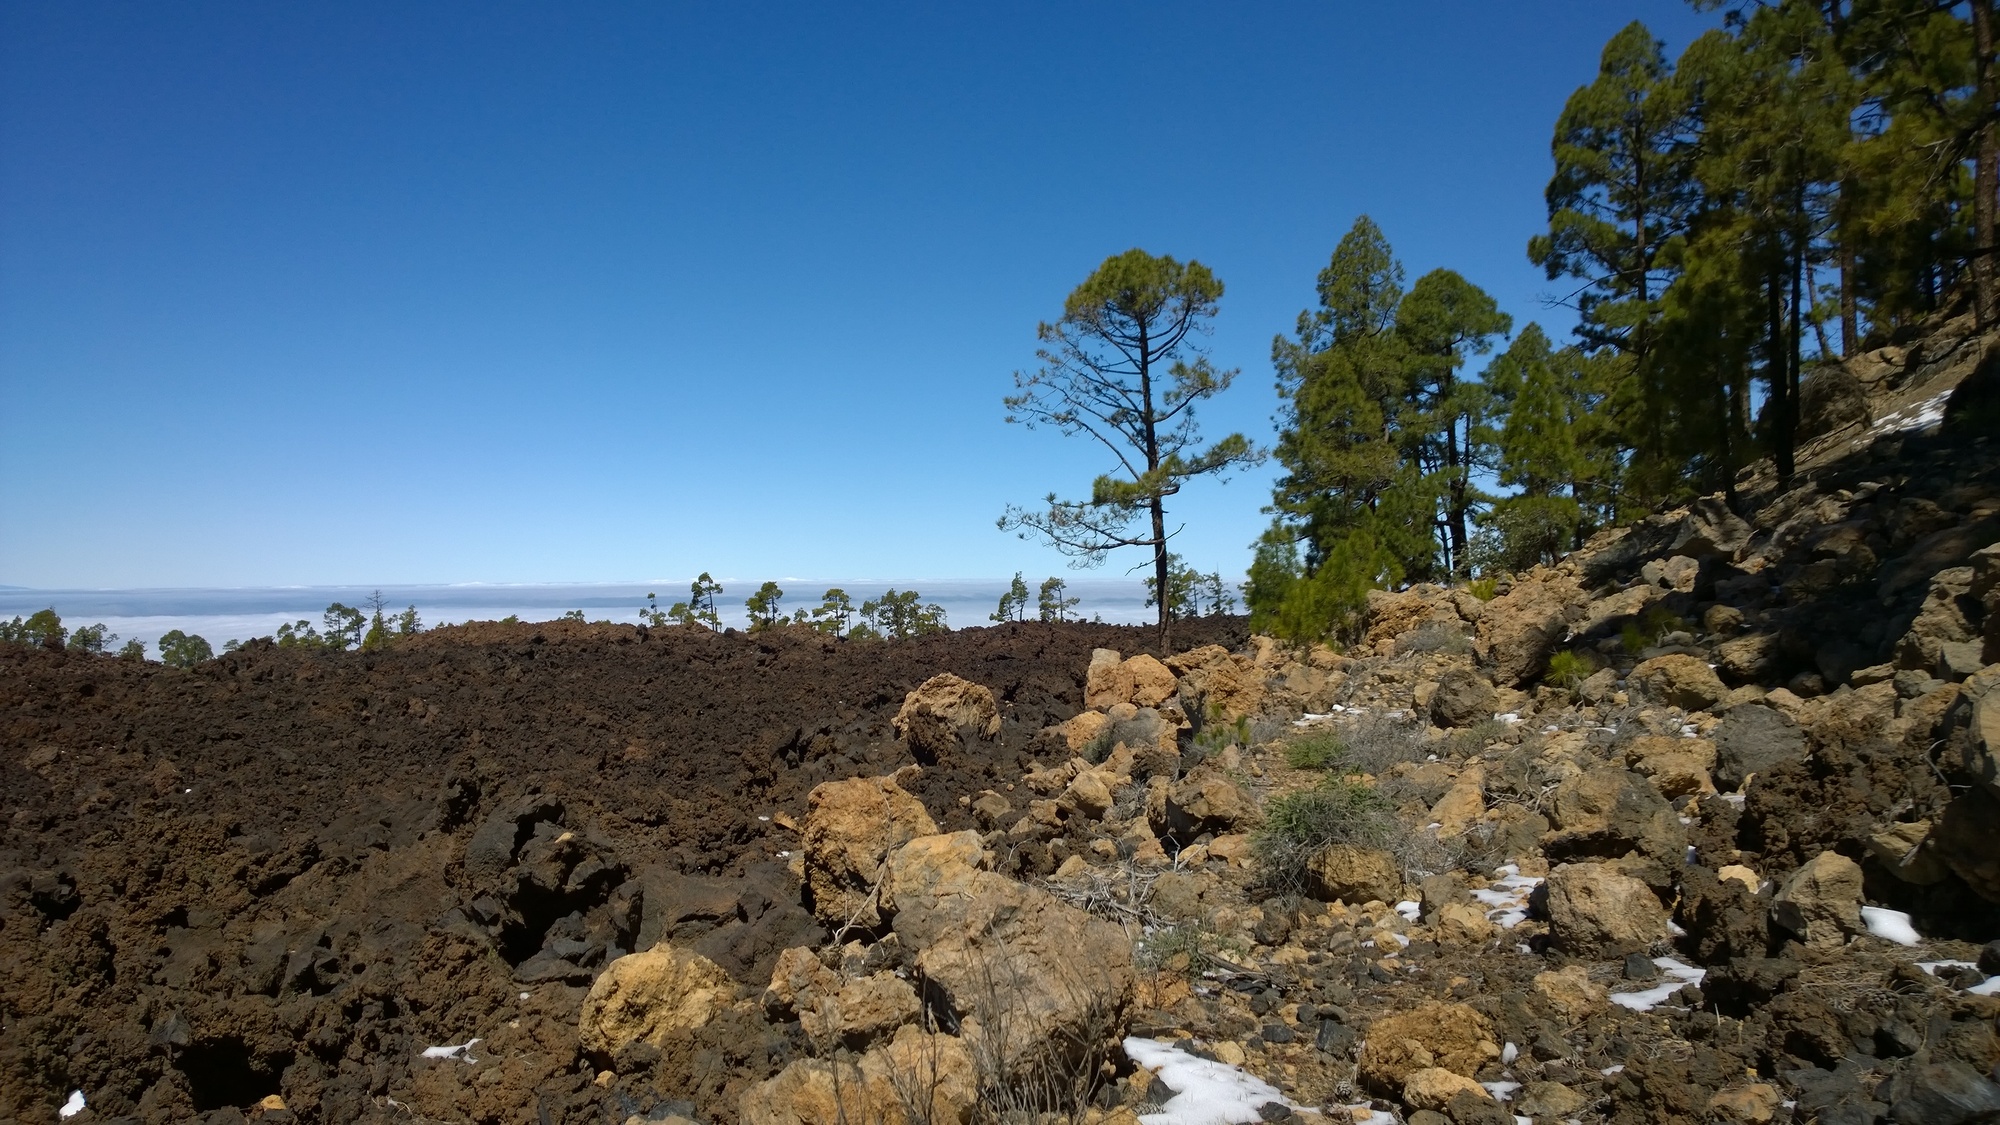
[[1001, 249, 1261, 649]]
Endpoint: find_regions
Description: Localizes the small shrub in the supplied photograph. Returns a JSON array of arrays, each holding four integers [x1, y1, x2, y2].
[[1137, 920, 1246, 976], [1468, 576, 1499, 601], [1443, 717, 1510, 757], [1623, 604, 1689, 653], [1337, 713, 1428, 776], [1283, 732, 1348, 771], [1394, 623, 1474, 657], [1252, 776, 1395, 896], [1081, 725, 1118, 765], [1546, 648, 1598, 690]]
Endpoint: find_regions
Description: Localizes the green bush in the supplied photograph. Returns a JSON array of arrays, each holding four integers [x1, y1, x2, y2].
[[1251, 776, 1394, 896], [1468, 576, 1499, 601], [1136, 920, 1245, 976], [1283, 732, 1348, 771], [1545, 648, 1597, 690]]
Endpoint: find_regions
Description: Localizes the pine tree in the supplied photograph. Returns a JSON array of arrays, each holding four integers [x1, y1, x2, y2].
[[1395, 269, 1512, 578], [1001, 249, 1262, 650], [991, 573, 1031, 623], [1481, 324, 1621, 568], [745, 581, 785, 631], [1036, 577, 1079, 622]]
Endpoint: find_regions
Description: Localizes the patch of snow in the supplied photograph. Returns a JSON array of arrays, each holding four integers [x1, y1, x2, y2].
[[1472, 865, 1543, 929], [1501, 1041, 1519, 1065], [1543, 724, 1561, 734], [420, 1038, 482, 1063], [757, 815, 770, 821], [1484, 1080, 1522, 1101], [1610, 958, 1706, 1011], [1123, 1037, 1295, 1125], [1970, 977, 2000, 996], [1917, 960, 1978, 975], [1868, 388, 1954, 436], [1293, 713, 1336, 726], [1395, 900, 1422, 922], [1602, 1064, 1626, 1075], [1860, 906, 1922, 946], [1681, 723, 1700, 737], [1686, 844, 1699, 864], [1668, 920, 1687, 937], [1343, 1109, 1396, 1125], [1494, 712, 1521, 724], [1719, 793, 1747, 808], [1385, 710, 1406, 719], [518, 991, 530, 1000], [60, 1090, 85, 1119], [1426, 753, 1439, 762]]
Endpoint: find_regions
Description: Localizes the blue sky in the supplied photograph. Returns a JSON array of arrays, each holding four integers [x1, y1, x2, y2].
[[0, 2, 1722, 590]]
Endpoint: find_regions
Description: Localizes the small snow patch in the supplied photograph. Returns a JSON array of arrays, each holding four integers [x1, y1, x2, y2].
[[1918, 960, 1979, 975], [1602, 1064, 1626, 1075], [1501, 1041, 1519, 1065], [1483, 1080, 1522, 1101], [60, 1090, 85, 1119], [1344, 1109, 1397, 1125], [1861, 906, 1922, 946], [420, 1038, 482, 1062], [1472, 864, 1543, 929], [1395, 900, 1422, 922], [1970, 977, 2000, 996], [1123, 1037, 1294, 1125], [1719, 793, 1747, 808], [1869, 389, 1954, 435], [1494, 712, 1521, 724], [1610, 958, 1706, 1011]]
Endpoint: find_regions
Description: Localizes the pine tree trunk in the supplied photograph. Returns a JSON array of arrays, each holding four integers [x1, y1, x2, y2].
[[1152, 499, 1170, 653], [1769, 259, 1794, 483], [1840, 243, 1858, 357], [1973, 0, 1998, 326]]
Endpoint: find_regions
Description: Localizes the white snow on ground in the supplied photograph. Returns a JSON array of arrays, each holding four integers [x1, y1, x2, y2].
[[1861, 906, 1922, 946], [1494, 712, 1522, 724], [1611, 958, 1707, 1011], [60, 1090, 85, 1119], [1123, 1037, 1294, 1125], [1971, 977, 2000, 996], [1395, 900, 1422, 922], [1869, 389, 1954, 435], [1344, 1109, 1396, 1125], [1472, 865, 1543, 929], [1483, 1080, 1522, 1101], [1918, 960, 1979, 974], [419, 1038, 482, 1062]]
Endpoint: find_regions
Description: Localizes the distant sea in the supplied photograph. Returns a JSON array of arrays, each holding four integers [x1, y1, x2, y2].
[[0, 578, 1186, 652]]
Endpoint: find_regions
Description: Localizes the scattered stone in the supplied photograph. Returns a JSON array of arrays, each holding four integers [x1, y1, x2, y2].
[[1544, 862, 1669, 956], [1629, 653, 1728, 710], [1402, 1067, 1492, 1112], [1709, 1082, 1784, 1124], [578, 944, 735, 1055], [1713, 704, 1806, 791], [1770, 851, 1864, 948], [1356, 1001, 1499, 1094], [893, 673, 1001, 763], [801, 774, 939, 930], [1430, 667, 1498, 729], [1532, 964, 1608, 1019], [1305, 845, 1402, 906]]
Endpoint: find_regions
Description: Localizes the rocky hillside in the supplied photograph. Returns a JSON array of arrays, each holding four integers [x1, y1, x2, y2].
[[5, 411, 2000, 1125]]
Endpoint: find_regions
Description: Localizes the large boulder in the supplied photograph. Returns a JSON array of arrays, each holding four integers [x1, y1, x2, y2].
[[880, 832, 1135, 1081], [1085, 651, 1178, 711], [578, 944, 735, 1055], [1305, 845, 1402, 906], [1476, 572, 1585, 687], [1165, 644, 1267, 723], [739, 1024, 976, 1125], [1542, 768, 1687, 880], [1713, 705, 1807, 791], [1629, 654, 1728, 711], [1430, 666, 1497, 729], [1544, 862, 1669, 956], [801, 775, 939, 930], [1770, 851, 1864, 948], [1159, 769, 1256, 840], [893, 674, 1001, 764], [1356, 1001, 1500, 1094]]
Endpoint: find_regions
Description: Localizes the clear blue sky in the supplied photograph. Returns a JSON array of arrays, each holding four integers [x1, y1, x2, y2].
[[0, 2, 1722, 590]]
